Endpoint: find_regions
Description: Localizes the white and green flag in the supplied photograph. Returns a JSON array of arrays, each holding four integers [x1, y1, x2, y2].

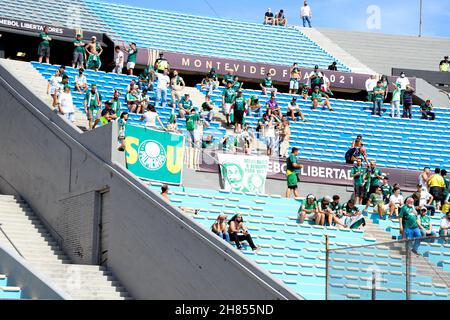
[[218, 153, 269, 194]]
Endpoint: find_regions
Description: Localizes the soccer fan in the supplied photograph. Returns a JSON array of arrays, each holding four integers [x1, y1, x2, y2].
[[264, 8, 275, 25], [365, 186, 386, 219], [154, 52, 169, 73], [232, 76, 243, 91], [155, 68, 170, 108], [85, 36, 103, 71], [365, 75, 377, 102], [222, 71, 234, 86], [440, 211, 450, 241], [399, 198, 421, 254], [289, 63, 302, 94], [117, 112, 128, 152], [341, 200, 365, 229], [298, 194, 322, 225], [300, 1, 312, 28], [279, 120, 291, 158], [372, 80, 385, 116], [402, 85, 415, 119], [388, 187, 404, 218], [419, 167, 431, 192], [381, 176, 393, 203], [123, 42, 138, 75], [228, 214, 258, 251], [260, 73, 277, 95], [328, 61, 337, 71], [300, 83, 310, 100], [93, 100, 117, 129], [186, 109, 201, 148], [138, 66, 155, 92], [412, 184, 436, 216], [38, 26, 51, 64], [211, 215, 230, 242], [351, 158, 365, 205], [428, 168, 445, 210], [311, 86, 333, 111], [266, 93, 281, 116], [275, 9, 288, 26], [345, 135, 369, 165], [74, 68, 88, 93], [84, 84, 102, 130], [140, 105, 165, 130], [171, 70, 185, 108], [327, 195, 348, 228], [420, 100, 436, 120], [439, 56, 449, 72], [126, 85, 143, 114], [366, 160, 383, 196], [222, 81, 237, 126], [178, 93, 194, 119], [396, 72, 410, 105], [391, 82, 401, 118], [72, 34, 85, 69], [317, 196, 334, 226], [232, 91, 247, 134], [264, 114, 277, 157], [248, 95, 263, 118], [109, 89, 122, 118], [380, 75, 389, 101], [58, 85, 75, 123], [201, 95, 215, 123], [47, 69, 62, 110], [309, 66, 323, 89], [113, 46, 124, 74], [286, 97, 306, 122], [418, 207, 437, 242]]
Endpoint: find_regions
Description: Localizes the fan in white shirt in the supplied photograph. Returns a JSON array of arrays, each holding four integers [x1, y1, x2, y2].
[[388, 188, 404, 218], [140, 105, 165, 130], [396, 72, 410, 90], [58, 86, 75, 123]]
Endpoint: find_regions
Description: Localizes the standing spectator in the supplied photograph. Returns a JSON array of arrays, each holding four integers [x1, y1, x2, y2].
[[232, 91, 247, 133], [412, 184, 436, 216], [74, 68, 88, 93], [222, 71, 234, 86], [228, 214, 257, 251], [38, 26, 51, 64], [260, 73, 277, 95], [248, 95, 263, 118], [285, 147, 302, 198], [298, 194, 322, 225], [442, 169, 450, 204], [232, 76, 243, 91], [419, 167, 431, 193], [300, 1, 312, 28], [440, 212, 450, 242], [418, 208, 437, 242], [366, 160, 384, 196], [117, 112, 128, 152], [428, 168, 445, 210], [201, 95, 215, 123], [264, 115, 277, 157], [140, 105, 165, 130], [388, 187, 404, 218], [155, 68, 170, 108], [47, 69, 62, 110], [211, 215, 230, 242], [85, 36, 103, 71], [439, 56, 449, 72], [402, 85, 415, 119], [113, 46, 124, 74], [289, 63, 301, 94], [275, 9, 288, 26], [309, 66, 323, 90], [126, 86, 143, 113], [84, 84, 102, 130], [266, 93, 281, 116], [391, 82, 401, 118], [264, 8, 275, 25], [186, 109, 201, 147], [124, 42, 138, 75], [420, 100, 436, 120], [328, 62, 337, 71], [110, 89, 122, 118], [72, 34, 85, 69], [222, 81, 237, 126], [396, 72, 410, 105], [286, 97, 306, 122], [240, 124, 255, 155], [365, 75, 378, 102], [178, 93, 194, 119], [279, 120, 291, 158], [311, 86, 333, 111], [365, 186, 387, 219], [200, 75, 214, 96], [154, 52, 169, 73], [167, 114, 180, 133], [380, 75, 389, 101], [171, 70, 185, 108], [58, 85, 75, 123], [351, 158, 366, 205], [372, 81, 385, 116], [399, 198, 421, 254]]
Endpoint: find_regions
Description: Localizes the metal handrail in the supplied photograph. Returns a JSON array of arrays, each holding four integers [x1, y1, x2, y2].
[[0, 223, 24, 258]]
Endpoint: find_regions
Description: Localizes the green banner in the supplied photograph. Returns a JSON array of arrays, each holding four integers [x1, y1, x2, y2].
[[124, 124, 185, 184]]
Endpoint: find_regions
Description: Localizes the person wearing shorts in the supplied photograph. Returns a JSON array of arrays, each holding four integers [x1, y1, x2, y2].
[[289, 63, 301, 94], [222, 81, 236, 126], [298, 194, 323, 225], [126, 43, 138, 75], [232, 91, 246, 133], [72, 34, 85, 69], [351, 158, 365, 204], [84, 84, 103, 130], [38, 26, 51, 63], [285, 147, 302, 198]]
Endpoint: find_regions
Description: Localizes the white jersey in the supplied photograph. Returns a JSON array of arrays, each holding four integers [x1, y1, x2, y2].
[[156, 73, 170, 89], [419, 173, 428, 192], [59, 92, 75, 113], [115, 51, 124, 66], [143, 111, 158, 127]]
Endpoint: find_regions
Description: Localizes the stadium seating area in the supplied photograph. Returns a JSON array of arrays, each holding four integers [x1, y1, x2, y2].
[[148, 183, 450, 300], [0, 274, 22, 299], [199, 85, 450, 171]]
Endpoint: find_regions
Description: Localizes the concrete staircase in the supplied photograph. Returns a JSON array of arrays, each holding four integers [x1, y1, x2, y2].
[[0, 194, 132, 300], [0, 59, 89, 130]]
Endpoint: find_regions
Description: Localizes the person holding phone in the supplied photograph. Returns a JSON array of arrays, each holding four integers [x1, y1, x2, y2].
[[228, 214, 257, 251], [211, 215, 230, 242]]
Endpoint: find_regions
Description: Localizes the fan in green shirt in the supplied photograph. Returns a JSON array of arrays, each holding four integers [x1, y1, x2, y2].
[[351, 164, 365, 187], [232, 77, 242, 91], [286, 147, 302, 198], [73, 38, 85, 53], [222, 87, 237, 104], [39, 31, 51, 47], [261, 77, 272, 88], [399, 202, 419, 230], [373, 86, 385, 101], [38, 27, 51, 63], [127, 45, 138, 63], [223, 73, 234, 85], [186, 112, 200, 131], [234, 96, 246, 111]]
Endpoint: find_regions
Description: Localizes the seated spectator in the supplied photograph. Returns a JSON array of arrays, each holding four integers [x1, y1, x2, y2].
[[221, 135, 234, 152], [381, 176, 393, 204], [440, 211, 450, 241], [428, 168, 445, 210], [399, 198, 421, 253], [275, 9, 288, 26], [232, 76, 243, 91], [139, 89, 150, 110], [179, 93, 194, 119], [232, 91, 247, 134], [372, 81, 385, 116], [298, 194, 323, 225], [211, 215, 230, 242], [418, 207, 437, 242], [443, 192, 450, 214], [266, 93, 280, 116], [202, 134, 216, 149], [300, 83, 310, 100], [365, 186, 386, 219], [222, 81, 237, 127], [260, 73, 277, 95], [228, 214, 257, 251], [311, 86, 333, 111], [248, 95, 263, 118], [126, 80, 137, 93], [264, 8, 275, 25], [286, 97, 306, 122], [74, 68, 88, 93], [140, 105, 165, 130], [58, 85, 75, 123], [200, 75, 215, 96], [321, 74, 333, 96], [439, 56, 449, 72], [138, 65, 155, 92], [317, 196, 335, 227], [166, 114, 180, 133], [327, 195, 348, 228], [341, 200, 365, 229], [201, 95, 215, 123], [412, 184, 435, 216], [161, 184, 169, 201], [388, 187, 404, 219], [402, 85, 415, 119], [222, 71, 234, 85], [126, 86, 143, 113], [420, 100, 436, 120], [117, 112, 128, 152], [443, 169, 450, 205], [328, 61, 337, 71]]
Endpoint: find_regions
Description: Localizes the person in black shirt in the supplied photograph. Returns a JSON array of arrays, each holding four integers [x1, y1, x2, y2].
[[328, 61, 337, 71], [275, 9, 288, 26], [264, 8, 275, 25]]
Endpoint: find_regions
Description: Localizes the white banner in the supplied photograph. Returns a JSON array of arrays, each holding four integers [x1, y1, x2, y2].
[[218, 153, 269, 194]]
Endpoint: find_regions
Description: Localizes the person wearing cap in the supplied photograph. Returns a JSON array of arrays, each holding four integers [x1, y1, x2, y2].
[[222, 81, 237, 126], [300, 1, 312, 27], [286, 97, 306, 122], [365, 186, 387, 219], [395, 72, 410, 105], [289, 63, 301, 95], [402, 84, 415, 119], [222, 71, 234, 86], [74, 68, 88, 93], [328, 61, 337, 71], [155, 68, 171, 109], [275, 9, 288, 26], [399, 198, 421, 253], [113, 45, 125, 74], [311, 86, 333, 111], [154, 52, 169, 74], [264, 8, 275, 25], [439, 56, 449, 72], [58, 85, 75, 123], [418, 208, 437, 242], [85, 36, 103, 71], [123, 42, 138, 75], [298, 194, 323, 225], [109, 89, 122, 118], [93, 100, 117, 129], [211, 215, 230, 242], [260, 73, 277, 96], [309, 65, 323, 89], [390, 82, 401, 118], [38, 26, 51, 64], [178, 93, 193, 119], [420, 100, 435, 120], [72, 34, 85, 69]]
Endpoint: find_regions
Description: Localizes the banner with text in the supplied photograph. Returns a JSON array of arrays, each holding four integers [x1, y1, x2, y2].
[[124, 125, 185, 185], [218, 153, 269, 194]]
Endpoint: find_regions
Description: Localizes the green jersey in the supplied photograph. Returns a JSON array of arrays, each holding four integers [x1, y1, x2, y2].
[[222, 88, 236, 104], [420, 215, 431, 230], [232, 81, 241, 91], [261, 77, 273, 88], [392, 88, 401, 102], [186, 113, 200, 131], [381, 184, 393, 199], [311, 72, 322, 86], [351, 165, 365, 186], [180, 98, 193, 110], [126, 92, 138, 102], [234, 97, 246, 111], [73, 39, 84, 53], [369, 193, 384, 206], [84, 91, 102, 108], [202, 101, 214, 112], [300, 201, 317, 212], [40, 32, 50, 46], [127, 48, 138, 63], [250, 96, 259, 105], [302, 87, 309, 95], [344, 203, 359, 216], [367, 167, 383, 187], [286, 154, 299, 173], [111, 100, 121, 116], [312, 92, 325, 102], [399, 206, 418, 229], [224, 74, 234, 83], [373, 86, 385, 101], [329, 202, 343, 217]]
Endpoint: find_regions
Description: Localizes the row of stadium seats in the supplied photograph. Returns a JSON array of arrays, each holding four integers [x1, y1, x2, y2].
[[0, 274, 22, 299], [148, 183, 450, 300], [199, 85, 450, 171]]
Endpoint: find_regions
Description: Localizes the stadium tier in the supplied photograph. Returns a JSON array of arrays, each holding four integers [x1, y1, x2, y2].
[[0, 274, 22, 299], [198, 85, 450, 171], [148, 183, 450, 300]]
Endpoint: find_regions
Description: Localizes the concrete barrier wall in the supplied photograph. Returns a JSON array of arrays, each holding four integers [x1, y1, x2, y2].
[[0, 62, 300, 300]]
